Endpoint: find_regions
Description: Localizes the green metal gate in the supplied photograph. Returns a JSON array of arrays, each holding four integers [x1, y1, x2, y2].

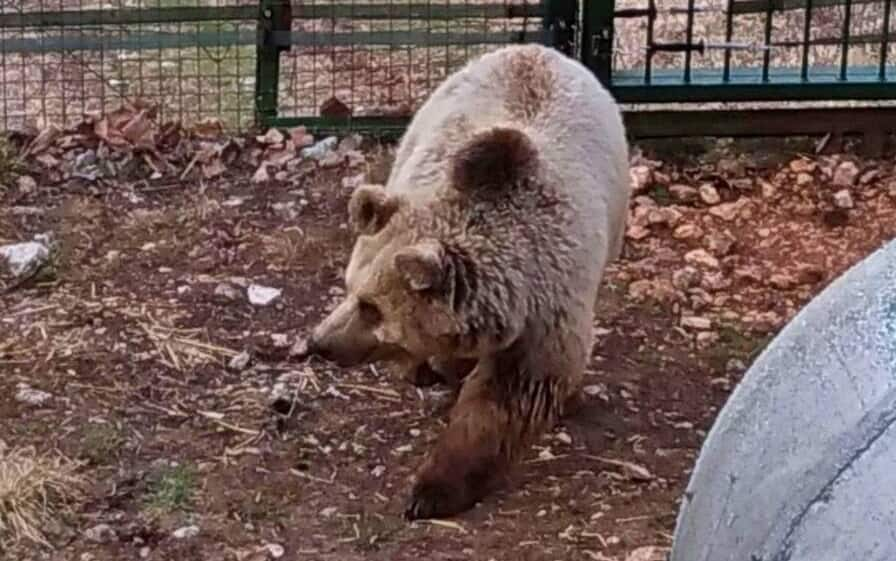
[[588, 0, 896, 139], [1, 1, 894, 137]]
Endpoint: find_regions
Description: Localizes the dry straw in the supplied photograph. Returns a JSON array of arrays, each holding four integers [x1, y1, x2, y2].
[[0, 446, 85, 548]]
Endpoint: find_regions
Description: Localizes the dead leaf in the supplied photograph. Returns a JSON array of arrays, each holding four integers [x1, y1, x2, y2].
[[24, 124, 61, 155], [202, 159, 227, 179], [252, 165, 271, 184], [257, 128, 285, 145], [191, 118, 225, 139], [289, 126, 314, 148]]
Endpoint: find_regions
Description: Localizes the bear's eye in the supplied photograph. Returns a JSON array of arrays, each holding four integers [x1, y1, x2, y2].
[[358, 299, 382, 324]]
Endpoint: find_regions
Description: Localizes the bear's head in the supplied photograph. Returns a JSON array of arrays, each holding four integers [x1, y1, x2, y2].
[[308, 127, 538, 369]]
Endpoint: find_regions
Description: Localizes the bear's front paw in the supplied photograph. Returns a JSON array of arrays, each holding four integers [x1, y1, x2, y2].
[[405, 479, 477, 520], [403, 362, 445, 388]]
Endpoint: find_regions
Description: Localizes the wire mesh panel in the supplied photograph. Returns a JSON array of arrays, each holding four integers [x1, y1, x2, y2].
[[268, 0, 549, 131], [0, 0, 258, 131], [603, 0, 896, 102]]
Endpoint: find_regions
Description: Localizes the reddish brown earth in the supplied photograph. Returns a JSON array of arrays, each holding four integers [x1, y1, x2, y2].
[[2, 131, 895, 561]]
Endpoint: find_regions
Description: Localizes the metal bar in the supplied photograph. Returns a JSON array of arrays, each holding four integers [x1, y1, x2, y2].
[[840, 0, 852, 81], [801, 0, 813, 81], [730, 0, 878, 15], [265, 108, 896, 138], [0, 29, 548, 54], [762, 0, 774, 81], [882, 0, 893, 80], [773, 32, 893, 48], [543, 0, 577, 56], [0, 6, 257, 28], [723, 0, 735, 82], [255, 0, 291, 125], [684, 0, 697, 83], [261, 115, 409, 136], [287, 2, 544, 19], [645, 0, 656, 84], [276, 29, 551, 47], [622, 108, 896, 138], [583, 0, 615, 86], [614, 6, 709, 17], [0, 3, 543, 29], [610, 66, 896, 102], [0, 31, 257, 53]]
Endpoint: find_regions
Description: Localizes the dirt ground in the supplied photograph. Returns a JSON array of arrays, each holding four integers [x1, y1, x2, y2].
[[2, 128, 895, 561]]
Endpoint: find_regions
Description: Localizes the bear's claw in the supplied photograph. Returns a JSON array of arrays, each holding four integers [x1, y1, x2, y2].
[[404, 481, 473, 521]]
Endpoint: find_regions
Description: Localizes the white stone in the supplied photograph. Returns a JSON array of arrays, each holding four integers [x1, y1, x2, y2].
[[228, 351, 251, 371], [84, 523, 116, 543], [15, 383, 52, 406], [681, 316, 713, 330], [247, 284, 281, 306], [0, 241, 49, 278], [699, 183, 721, 205], [832, 189, 854, 209], [301, 136, 338, 160], [172, 525, 200, 539], [264, 544, 285, 559], [832, 161, 859, 187]]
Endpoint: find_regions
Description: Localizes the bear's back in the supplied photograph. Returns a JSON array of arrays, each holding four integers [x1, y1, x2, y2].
[[388, 45, 627, 216]]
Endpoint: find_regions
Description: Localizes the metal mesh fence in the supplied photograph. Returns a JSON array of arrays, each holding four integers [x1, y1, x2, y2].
[[1, 0, 894, 133], [275, 0, 545, 121], [0, 0, 258, 131], [610, 0, 895, 98]]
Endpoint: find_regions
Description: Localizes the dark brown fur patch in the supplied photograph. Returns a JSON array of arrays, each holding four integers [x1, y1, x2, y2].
[[450, 127, 538, 194], [502, 48, 555, 121]]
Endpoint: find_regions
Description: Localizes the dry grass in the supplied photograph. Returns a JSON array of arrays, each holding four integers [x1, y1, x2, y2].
[[0, 447, 85, 548]]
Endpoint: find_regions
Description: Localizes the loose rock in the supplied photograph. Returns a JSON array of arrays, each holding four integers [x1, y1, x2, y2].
[[248, 284, 282, 306], [681, 316, 712, 330], [214, 283, 241, 301], [0, 240, 50, 279], [672, 267, 701, 290], [832, 161, 859, 187], [228, 351, 251, 371], [629, 165, 652, 193], [699, 183, 721, 205], [172, 525, 200, 539], [264, 544, 285, 559], [685, 249, 720, 269], [673, 223, 702, 240], [301, 136, 338, 160], [15, 383, 52, 406], [832, 189, 854, 209], [84, 523, 117, 543], [706, 232, 736, 256], [669, 183, 698, 202]]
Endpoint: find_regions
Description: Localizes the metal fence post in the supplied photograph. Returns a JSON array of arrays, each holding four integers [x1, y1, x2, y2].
[[255, 0, 291, 127], [582, 0, 614, 88], [542, 0, 577, 57]]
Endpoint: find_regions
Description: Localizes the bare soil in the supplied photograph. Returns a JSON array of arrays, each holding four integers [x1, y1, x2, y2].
[[2, 135, 895, 561]]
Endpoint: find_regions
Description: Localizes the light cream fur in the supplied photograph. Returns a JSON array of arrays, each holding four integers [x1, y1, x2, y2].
[[310, 44, 631, 519]]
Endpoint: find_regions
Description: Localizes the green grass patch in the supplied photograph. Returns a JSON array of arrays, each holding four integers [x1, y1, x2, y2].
[[143, 463, 196, 514]]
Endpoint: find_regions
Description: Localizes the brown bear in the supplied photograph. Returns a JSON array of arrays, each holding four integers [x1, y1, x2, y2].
[[308, 44, 630, 520]]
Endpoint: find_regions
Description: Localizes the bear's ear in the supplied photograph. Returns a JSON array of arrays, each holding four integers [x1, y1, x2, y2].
[[348, 183, 399, 236], [393, 240, 445, 292], [450, 127, 538, 193]]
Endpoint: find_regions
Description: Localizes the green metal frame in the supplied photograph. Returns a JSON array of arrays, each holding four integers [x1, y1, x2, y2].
[[2, 0, 895, 138]]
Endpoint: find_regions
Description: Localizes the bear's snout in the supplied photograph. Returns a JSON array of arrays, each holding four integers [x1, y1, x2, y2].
[[307, 299, 380, 367]]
